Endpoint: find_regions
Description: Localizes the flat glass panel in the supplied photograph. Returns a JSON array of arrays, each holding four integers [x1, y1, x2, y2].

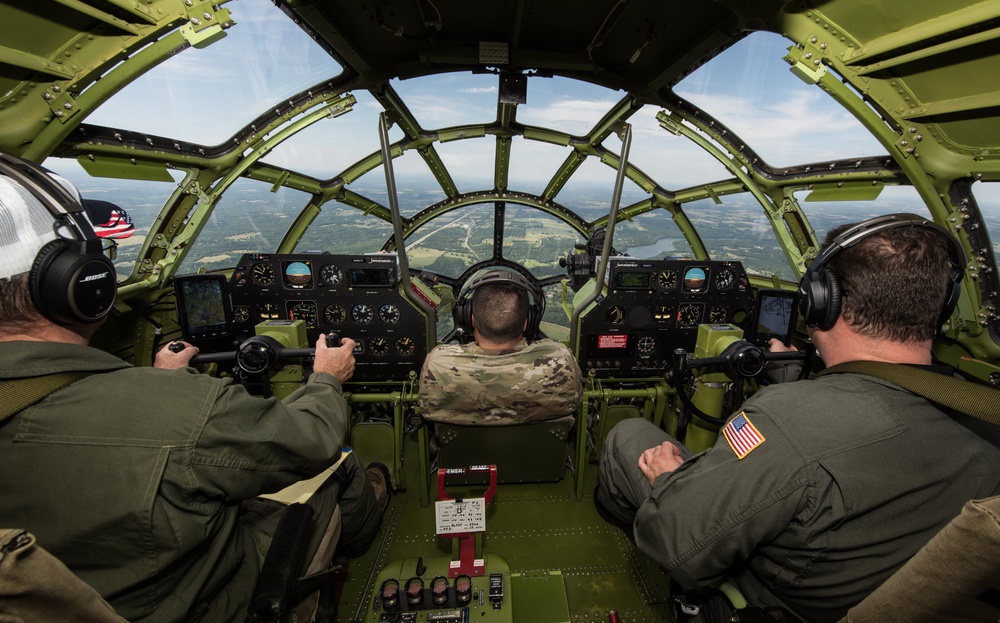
[[675, 32, 887, 166], [390, 74, 499, 128], [616, 210, 690, 259], [501, 205, 583, 279], [555, 157, 639, 222], [262, 90, 385, 179], [507, 136, 570, 195], [685, 196, 797, 281], [44, 158, 183, 280], [516, 76, 621, 136], [296, 203, 394, 255], [603, 107, 732, 190], [84, 0, 341, 144], [180, 178, 310, 272], [799, 185, 931, 246], [436, 136, 496, 192], [405, 205, 495, 277]]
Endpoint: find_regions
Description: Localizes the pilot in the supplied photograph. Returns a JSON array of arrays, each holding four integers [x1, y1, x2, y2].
[[0, 154, 389, 623], [419, 270, 582, 425], [594, 216, 1000, 622]]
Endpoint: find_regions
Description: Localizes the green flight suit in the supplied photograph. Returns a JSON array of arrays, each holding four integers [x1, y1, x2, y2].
[[0, 341, 381, 623], [598, 370, 1000, 623]]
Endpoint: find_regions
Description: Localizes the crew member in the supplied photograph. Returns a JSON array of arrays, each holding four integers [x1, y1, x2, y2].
[[0, 153, 388, 623], [596, 215, 1000, 622], [420, 272, 582, 424]]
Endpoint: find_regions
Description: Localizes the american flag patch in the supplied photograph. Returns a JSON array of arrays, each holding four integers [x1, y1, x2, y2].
[[723, 412, 765, 459]]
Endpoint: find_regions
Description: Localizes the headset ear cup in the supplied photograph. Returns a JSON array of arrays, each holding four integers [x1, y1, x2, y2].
[[799, 266, 841, 330], [29, 238, 116, 324], [818, 268, 842, 330]]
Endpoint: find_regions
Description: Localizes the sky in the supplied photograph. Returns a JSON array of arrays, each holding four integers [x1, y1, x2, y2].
[[57, 0, 997, 233], [77, 0, 887, 189]]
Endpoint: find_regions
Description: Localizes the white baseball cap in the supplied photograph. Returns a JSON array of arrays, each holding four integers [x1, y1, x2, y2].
[[0, 173, 61, 281]]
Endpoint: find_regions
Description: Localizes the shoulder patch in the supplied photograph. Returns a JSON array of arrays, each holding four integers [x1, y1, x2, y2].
[[723, 412, 765, 459]]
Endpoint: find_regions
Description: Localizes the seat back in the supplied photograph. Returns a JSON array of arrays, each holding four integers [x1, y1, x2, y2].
[[436, 416, 574, 485]]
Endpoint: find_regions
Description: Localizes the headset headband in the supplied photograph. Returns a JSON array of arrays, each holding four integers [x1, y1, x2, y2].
[[799, 213, 966, 331]]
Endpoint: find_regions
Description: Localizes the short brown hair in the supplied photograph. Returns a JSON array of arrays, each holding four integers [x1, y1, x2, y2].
[[824, 223, 953, 342], [471, 283, 529, 342], [0, 273, 44, 335]]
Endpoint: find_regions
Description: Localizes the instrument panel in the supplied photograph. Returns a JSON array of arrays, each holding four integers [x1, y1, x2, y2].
[[576, 259, 754, 377], [227, 253, 430, 382]]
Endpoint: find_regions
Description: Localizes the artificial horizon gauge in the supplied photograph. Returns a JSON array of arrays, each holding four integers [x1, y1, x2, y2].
[[287, 301, 318, 328], [395, 336, 415, 355], [320, 264, 344, 286], [378, 304, 400, 324], [257, 302, 280, 320], [324, 304, 346, 324], [233, 306, 250, 323], [369, 337, 390, 355], [657, 269, 678, 290], [251, 263, 275, 286], [352, 303, 374, 324]]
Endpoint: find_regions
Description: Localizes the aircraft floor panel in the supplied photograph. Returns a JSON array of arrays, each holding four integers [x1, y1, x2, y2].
[[334, 434, 677, 622]]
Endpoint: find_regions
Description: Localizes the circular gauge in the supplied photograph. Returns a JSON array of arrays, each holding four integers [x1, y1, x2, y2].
[[395, 336, 415, 356], [352, 303, 373, 324], [378, 304, 400, 324], [233, 306, 250, 323], [251, 263, 275, 286], [320, 264, 344, 286], [677, 303, 703, 327], [257, 303, 280, 320], [369, 337, 390, 356], [709, 306, 728, 323], [637, 336, 656, 356], [324, 304, 346, 324], [657, 270, 678, 290], [287, 301, 318, 328], [683, 267, 707, 292], [284, 261, 312, 288], [606, 305, 625, 324], [715, 268, 735, 291]]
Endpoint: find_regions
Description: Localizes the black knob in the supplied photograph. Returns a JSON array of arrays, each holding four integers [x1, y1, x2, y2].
[[168, 341, 186, 353], [326, 332, 342, 347]]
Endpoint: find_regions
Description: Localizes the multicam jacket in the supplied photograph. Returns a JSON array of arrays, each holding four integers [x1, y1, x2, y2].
[[419, 338, 582, 425]]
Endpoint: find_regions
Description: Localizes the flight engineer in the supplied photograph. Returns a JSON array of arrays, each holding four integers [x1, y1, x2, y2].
[[419, 271, 582, 424], [0, 153, 388, 623], [595, 215, 1000, 622]]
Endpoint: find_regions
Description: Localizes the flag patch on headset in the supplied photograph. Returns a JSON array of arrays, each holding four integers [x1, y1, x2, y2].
[[723, 412, 765, 459]]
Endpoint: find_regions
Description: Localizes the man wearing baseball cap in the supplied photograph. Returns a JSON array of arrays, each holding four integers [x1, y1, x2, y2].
[[0, 152, 388, 623]]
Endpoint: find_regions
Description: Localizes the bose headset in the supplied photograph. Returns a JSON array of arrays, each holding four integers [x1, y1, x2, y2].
[[453, 268, 546, 341], [0, 151, 117, 325], [798, 213, 966, 331]]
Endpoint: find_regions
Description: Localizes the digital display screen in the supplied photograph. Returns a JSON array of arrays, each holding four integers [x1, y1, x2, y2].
[[613, 271, 651, 289], [350, 268, 394, 287], [751, 288, 798, 346], [175, 274, 233, 340]]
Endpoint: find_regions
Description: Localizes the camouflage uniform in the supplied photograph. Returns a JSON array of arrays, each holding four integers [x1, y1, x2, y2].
[[420, 338, 583, 425]]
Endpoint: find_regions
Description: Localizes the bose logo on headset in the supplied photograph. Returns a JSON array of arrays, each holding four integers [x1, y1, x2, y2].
[[0, 152, 117, 325], [798, 213, 966, 331], [453, 268, 546, 341]]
